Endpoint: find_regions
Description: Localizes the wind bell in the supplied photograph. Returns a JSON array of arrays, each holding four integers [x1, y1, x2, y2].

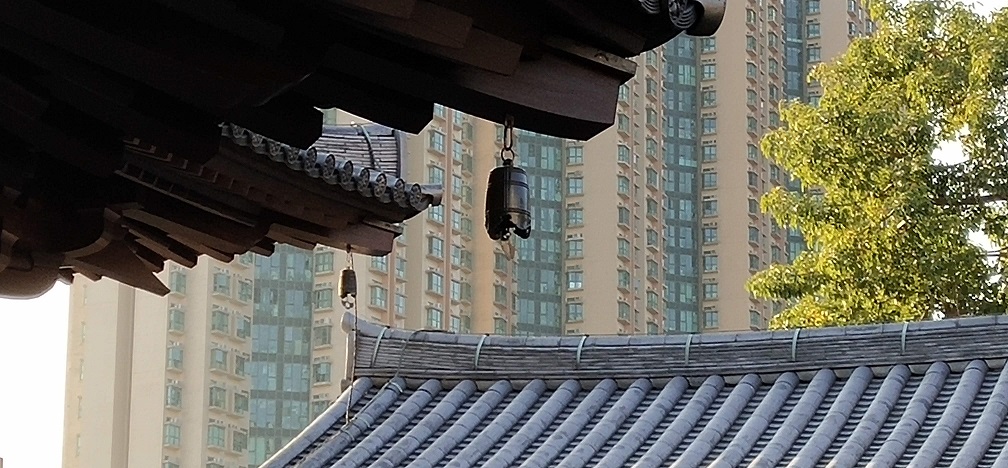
[[485, 115, 531, 248]]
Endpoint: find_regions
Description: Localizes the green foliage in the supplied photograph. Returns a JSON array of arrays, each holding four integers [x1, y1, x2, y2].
[[748, 0, 1008, 329]]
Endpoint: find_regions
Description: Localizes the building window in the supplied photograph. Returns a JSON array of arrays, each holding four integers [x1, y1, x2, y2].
[[617, 145, 631, 163], [429, 130, 445, 153], [646, 138, 659, 159], [748, 171, 759, 187], [647, 198, 659, 217], [235, 355, 247, 377], [428, 204, 444, 223], [566, 239, 584, 258], [567, 177, 584, 195], [618, 238, 631, 258], [163, 423, 181, 446], [750, 254, 761, 270], [808, 0, 820, 13], [617, 176, 631, 195], [236, 316, 251, 339], [617, 113, 630, 132], [646, 168, 659, 188], [751, 310, 763, 328], [166, 385, 182, 407], [647, 291, 660, 310], [168, 271, 186, 294], [567, 147, 584, 165], [211, 309, 229, 333], [167, 307, 184, 332], [427, 307, 443, 328], [749, 226, 761, 243], [701, 37, 716, 52], [428, 166, 444, 184], [749, 198, 760, 214], [618, 270, 631, 289], [369, 285, 388, 308], [705, 310, 720, 328], [209, 386, 226, 409], [702, 90, 717, 107], [618, 207, 631, 225], [311, 400, 330, 418], [808, 46, 821, 62], [232, 393, 248, 415], [701, 63, 716, 80], [647, 229, 659, 247], [704, 255, 719, 272], [567, 271, 584, 290], [747, 117, 758, 133], [494, 318, 508, 335], [702, 200, 718, 217], [494, 285, 508, 304], [396, 257, 407, 278], [747, 62, 758, 78], [210, 348, 228, 371], [702, 145, 717, 162], [212, 272, 230, 295], [207, 424, 225, 448], [427, 236, 444, 258], [494, 252, 509, 272], [313, 289, 333, 309], [704, 283, 719, 300], [618, 83, 630, 102], [702, 172, 717, 189], [647, 260, 660, 280], [703, 227, 718, 244], [313, 362, 332, 384], [314, 252, 334, 273], [238, 280, 252, 302], [451, 280, 463, 302], [371, 256, 388, 272], [314, 325, 332, 347], [748, 144, 759, 160], [395, 294, 407, 316], [167, 346, 183, 369], [566, 303, 584, 322], [702, 117, 717, 135], [426, 271, 444, 294], [233, 431, 248, 453], [567, 208, 584, 226], [618, 301, 631, 320]]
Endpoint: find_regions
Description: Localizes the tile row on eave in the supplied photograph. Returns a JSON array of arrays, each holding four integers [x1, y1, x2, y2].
[[221, 123, 443, 213], [268, 357, 1008, 467], [342, 312, 1008, 381]]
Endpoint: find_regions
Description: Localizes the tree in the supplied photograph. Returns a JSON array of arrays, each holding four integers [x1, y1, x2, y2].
[[748, 0, 1008, 329]]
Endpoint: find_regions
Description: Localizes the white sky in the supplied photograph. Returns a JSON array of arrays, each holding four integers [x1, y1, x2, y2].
[[0, 2, 1006, 467]]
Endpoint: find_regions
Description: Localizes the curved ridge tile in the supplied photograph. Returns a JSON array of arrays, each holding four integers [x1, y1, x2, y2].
[[826, 364, 911, 468], [444, 379, 548, 468], [750, 369, 836, 468], [557, 378, 653, 468], [520, 379, 619, 467], [407, 380, 513, 468], [714, 372, 800, 467], [909, 360, 986, 467], [671, 374, 762, 468], [298, 377, 407, 467], [371, 380, 478, 468], [597, 377, 689, 467], [482, 379, 583, 468], [632, 375, 726, 468], [868, 362, 950, 467], [953, 362, 1008, 467], [265, 377, 374, 468], [332, 379, 443, 467], [787, 366, 873, 468]]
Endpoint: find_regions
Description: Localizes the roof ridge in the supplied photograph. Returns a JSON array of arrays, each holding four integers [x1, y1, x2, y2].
[[342, 313, 1008, 382]]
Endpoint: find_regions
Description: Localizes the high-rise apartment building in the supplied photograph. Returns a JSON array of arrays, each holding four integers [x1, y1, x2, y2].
[[63, 255, 255, 468], [64, 3, 875, 464]]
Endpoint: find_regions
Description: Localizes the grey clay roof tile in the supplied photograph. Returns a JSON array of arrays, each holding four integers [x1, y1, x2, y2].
[[266, 315, 1008, 467]]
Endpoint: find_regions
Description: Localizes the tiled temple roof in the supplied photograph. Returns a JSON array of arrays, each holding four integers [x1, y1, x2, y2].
[[265, 314, 1008, 467]]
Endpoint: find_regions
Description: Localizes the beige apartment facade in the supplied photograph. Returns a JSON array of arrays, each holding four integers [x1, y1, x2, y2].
[[63, 255, 254, 468]]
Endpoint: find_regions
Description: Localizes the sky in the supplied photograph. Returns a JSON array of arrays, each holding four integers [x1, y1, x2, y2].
[[1, 2, 1007, 467]]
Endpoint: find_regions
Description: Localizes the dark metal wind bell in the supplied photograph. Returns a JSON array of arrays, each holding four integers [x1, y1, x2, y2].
[[485, 158, 531, 240]]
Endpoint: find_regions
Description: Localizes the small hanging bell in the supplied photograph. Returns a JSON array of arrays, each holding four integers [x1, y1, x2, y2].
[[486, 158, 531, 241]]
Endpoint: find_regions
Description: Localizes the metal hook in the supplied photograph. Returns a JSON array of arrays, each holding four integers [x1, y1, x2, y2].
[[500, 115, 516, 163]]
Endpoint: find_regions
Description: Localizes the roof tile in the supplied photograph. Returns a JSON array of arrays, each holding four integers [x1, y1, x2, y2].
[[266, 315, 1008, 467]]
